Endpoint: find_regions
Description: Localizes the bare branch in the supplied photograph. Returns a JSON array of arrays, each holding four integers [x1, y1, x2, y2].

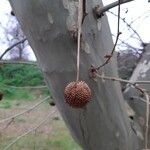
[[144, 92, 150, 149], [0, 96, 50, 124], [112, 34, 141, 54], [0, 38, 27, 60], [3, 109, 56, 150], [95, 74, 150, 85], [109, 11, 143, 44], [0, 119, 14, 131], [97, 0, 121, 70], [95, 0, 134, 18], [129, 10, 150, 27], [91, 70, 146, 93]]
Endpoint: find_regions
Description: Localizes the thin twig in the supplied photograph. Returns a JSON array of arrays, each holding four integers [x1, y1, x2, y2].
[[0, 119, 14, 131], [0, 38, 27, 60], [97, 0, 121, 70], [96, 0, 134, 18], [76, 0, 83, 81], [129, 10, 150, 27], [3, 109, 56, 150], [95, 74, 150, 85], [108, 11, 143, 44], [112, 34, 141, 54], [144, 92, 150, 150], [0, 96, 50, 124], [95, 73, 145, 94]]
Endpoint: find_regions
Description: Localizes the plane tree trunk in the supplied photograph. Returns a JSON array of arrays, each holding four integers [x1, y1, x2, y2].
[[9, 0, 142, 149]]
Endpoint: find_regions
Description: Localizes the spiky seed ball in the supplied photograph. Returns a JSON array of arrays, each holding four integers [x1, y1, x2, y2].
[[64, 81, 91, 108]]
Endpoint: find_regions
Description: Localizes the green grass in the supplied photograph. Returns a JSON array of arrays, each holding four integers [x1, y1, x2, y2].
[[15, 118, 26, 123], [0, 100, 11, 109], [47, 121, 81, 150], [1, 87, 34, 100], [0, 63, 48, 100], [0, 119, 81, 150]]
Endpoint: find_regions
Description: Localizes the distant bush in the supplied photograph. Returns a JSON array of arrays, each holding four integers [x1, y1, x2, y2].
[[0, 64, 45, 86], [0, 63, 48, 99]]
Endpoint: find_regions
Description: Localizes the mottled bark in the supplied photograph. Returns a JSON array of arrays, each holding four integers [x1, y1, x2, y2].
[[9, 0, 141, 149]]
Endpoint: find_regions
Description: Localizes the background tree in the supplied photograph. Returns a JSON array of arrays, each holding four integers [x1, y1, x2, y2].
[[0, 12, 28, 60], [6, 23, 28, 60]]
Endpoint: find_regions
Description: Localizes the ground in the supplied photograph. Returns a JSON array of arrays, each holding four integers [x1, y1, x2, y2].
[[0, 98, 81, 150]]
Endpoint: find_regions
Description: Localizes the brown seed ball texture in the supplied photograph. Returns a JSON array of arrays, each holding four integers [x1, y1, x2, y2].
[[64, 81, 91, 108]]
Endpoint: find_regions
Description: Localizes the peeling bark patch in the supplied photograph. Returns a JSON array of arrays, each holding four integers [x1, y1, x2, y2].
[[81, 41, 90, 54], [130, 60, 150, 80], [139, 60, 150, 78], [139, 117, 145, 126], [62, 0, 78, 30], [97, 19, 102, 31], [48, 12, 53, 24], [116, 132, 120, 138], [62, 0, 69, 9]]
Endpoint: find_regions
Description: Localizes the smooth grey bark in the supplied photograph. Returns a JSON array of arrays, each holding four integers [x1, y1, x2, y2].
[[9, 0, 141, 149], [124, 44, 150, 147]]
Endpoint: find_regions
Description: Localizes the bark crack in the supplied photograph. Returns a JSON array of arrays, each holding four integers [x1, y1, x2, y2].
[[79, 108, 92, 150], [82, 0, 87, 24]]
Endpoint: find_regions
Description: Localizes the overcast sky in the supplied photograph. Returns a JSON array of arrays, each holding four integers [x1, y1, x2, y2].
[[104, 0, 150, 48], [0, 0, 149, 60]]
